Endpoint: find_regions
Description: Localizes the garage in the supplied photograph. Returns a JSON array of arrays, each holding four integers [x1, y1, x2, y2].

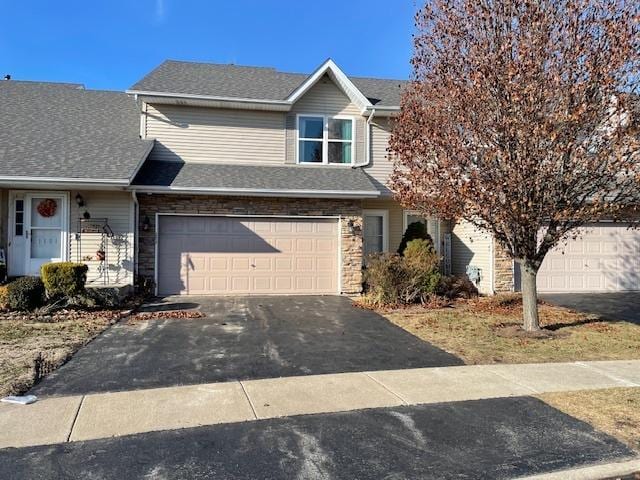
[[536, 223, 640, 293], [156, 215, 340, 295]]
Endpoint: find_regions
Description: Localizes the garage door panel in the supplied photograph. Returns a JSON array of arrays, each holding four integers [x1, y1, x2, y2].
[[317, 257, 335, 271], [316, 222, 336, 234], [296, 277, 313, 290], [157, 216, 339, 295], [296, 239, 314, 253], [537, 223, 640, 293], [275, 257, 293, 271]]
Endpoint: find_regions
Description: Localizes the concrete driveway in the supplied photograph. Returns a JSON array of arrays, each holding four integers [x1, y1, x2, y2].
[[31, 296, 462, 396], [542, 292, 640, 324]]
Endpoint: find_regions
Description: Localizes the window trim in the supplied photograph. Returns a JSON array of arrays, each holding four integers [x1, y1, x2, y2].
[[296, 113, 356, 165], [363, 209, 389, 254]]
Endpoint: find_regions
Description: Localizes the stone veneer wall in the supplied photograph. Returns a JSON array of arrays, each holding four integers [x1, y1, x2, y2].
[[493, 240, 514, 293], [137, 194, 363, 294]]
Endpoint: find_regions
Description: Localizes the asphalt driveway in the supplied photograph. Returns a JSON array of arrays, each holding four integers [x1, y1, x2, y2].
[[31, 295, 462, 396], [0, 397, 632, 479], [542, 292, 640, 324]]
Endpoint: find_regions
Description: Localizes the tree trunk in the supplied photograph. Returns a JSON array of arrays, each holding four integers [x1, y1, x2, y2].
[[521, 263, 540, 331]]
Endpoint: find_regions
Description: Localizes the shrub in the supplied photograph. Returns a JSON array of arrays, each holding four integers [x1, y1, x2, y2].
[[364, 254, 406, 306], [398, 221, 433, 255], [364, 239, 441, 306], [7, 277, 45, 311], [72, 288, 121, 308], [437, 275, 479, 299], [41, 262, 88, 297], [0, 285, 9, 310]]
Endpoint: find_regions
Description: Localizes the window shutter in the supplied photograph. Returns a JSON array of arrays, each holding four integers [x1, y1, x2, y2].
[[354, 118, 365, 164], [284, 114, 296, 164]]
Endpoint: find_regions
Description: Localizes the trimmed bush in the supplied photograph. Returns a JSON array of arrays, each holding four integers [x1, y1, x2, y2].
[[398, 221, 433, 255], [437, 275, 479, 299], [7, 277, 45, 311], [72, 288, 121, 308], [41, 262, 88, 297], [364, 239, 441, 306]]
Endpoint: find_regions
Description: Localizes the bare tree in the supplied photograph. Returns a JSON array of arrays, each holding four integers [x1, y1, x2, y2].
[[389, 0, 640, 331]]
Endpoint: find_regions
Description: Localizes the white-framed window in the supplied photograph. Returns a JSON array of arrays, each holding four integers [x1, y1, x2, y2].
[[403, 210, 440, 254], [363, 209, 389, 257], [297, 114, 354, 165]]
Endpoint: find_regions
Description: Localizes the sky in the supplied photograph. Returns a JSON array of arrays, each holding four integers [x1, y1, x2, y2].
[[0, 0, 419, 91]]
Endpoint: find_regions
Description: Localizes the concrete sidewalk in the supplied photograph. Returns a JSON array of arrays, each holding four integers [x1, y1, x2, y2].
[[1, 359, 639, 449]]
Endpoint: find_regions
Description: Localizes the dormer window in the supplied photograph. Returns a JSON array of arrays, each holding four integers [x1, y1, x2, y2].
[[297, 115, 354, 165]]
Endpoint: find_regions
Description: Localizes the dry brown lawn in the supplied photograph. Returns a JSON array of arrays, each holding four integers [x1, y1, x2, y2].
[[0, 311, 123, 397], [540, 388, 640, 451], [378, 295, 640, 364]]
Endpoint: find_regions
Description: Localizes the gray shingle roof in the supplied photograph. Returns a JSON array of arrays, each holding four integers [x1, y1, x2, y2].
[[131, 60, 406, 107], [0, 80, 153, 182], [133, 161, 380, 196]]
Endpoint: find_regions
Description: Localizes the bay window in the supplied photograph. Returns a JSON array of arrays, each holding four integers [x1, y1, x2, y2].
[[298, 115, 354, 165]]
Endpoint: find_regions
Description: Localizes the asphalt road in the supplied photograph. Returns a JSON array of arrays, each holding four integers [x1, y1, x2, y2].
[[0, 397, 632, 480]]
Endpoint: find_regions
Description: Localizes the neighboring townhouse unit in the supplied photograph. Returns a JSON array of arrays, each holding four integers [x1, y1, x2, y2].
[[0, 80, 152, 289], [1, 59, 638, 296]]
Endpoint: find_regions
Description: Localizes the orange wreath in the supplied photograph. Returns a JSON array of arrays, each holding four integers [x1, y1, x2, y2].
[[37, 198, 57, 218]]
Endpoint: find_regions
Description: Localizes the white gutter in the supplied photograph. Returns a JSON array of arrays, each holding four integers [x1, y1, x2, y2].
[[126, 89, 291, 107], [129, 186, 381, 199], [0, 176, 129, 187], [365, 105, 399, 112]]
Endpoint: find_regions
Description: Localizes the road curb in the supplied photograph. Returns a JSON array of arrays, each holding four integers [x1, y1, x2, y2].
[[514, 456, 640, 480]]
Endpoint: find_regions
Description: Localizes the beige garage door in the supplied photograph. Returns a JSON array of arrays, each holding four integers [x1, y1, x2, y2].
[[537, 223, 640, 292], [157, 216, 339, 295]]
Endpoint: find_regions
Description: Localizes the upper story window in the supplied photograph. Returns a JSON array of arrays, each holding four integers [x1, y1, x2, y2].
[[297, 115, 354, 165]]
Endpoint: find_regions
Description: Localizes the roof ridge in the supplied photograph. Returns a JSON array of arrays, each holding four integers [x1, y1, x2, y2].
[[164, 59, 278, 71], [1, 79, 85, 88], [162, 59, 405, 82]]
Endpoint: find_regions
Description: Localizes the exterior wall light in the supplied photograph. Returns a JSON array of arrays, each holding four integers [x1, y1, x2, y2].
[[142, 216, 151, 231], [75, 193, 85, 207], [347, 219, 361, 235]]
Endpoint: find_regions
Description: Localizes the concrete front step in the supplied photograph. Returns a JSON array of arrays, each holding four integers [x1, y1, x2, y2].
[[1, 360, 639, 449]]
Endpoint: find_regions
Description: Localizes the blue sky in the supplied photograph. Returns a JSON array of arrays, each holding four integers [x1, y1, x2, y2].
[[0, 0, 418, 91]]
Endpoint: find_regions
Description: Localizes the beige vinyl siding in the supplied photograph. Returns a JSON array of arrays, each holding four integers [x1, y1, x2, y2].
[[451, 220, 493, 294], [365, 118, 395, 195], [285, 74, 365, 164], [361, 198, 404, 252], [69, 191, 134, 286], [145, 104, 285, 164]]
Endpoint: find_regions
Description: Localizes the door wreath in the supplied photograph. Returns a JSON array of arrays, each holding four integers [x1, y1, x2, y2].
[[37, 198, 58, 218]]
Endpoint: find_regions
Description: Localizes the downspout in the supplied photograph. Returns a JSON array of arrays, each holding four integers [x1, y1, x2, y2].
[[354, 108, 376, 168]]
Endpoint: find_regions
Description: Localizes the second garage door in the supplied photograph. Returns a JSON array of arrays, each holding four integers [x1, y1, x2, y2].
[[157, 216, 339, 295], [536, 223, 640, 292]]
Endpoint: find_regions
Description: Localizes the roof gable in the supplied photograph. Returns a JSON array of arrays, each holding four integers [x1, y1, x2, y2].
[[286, 59, 371, 113]]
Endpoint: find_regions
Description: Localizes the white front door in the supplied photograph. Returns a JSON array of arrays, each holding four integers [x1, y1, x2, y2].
[[24, 193, 68, 275]]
